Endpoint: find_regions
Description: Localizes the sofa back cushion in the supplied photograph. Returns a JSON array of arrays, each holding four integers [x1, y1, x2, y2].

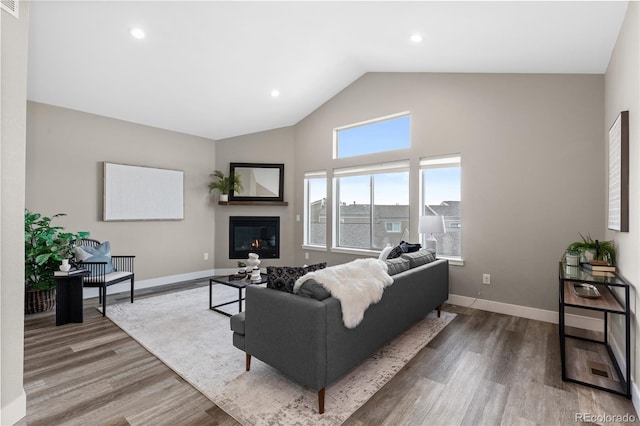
[[296, 278, 332, 300], [267, 262, 327, 293], [385, 257, 411, 276], [400, 249, 436, 268]]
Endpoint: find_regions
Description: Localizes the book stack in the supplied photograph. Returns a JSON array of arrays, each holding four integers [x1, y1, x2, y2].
[[581, 261, 616, 277], [54, 268, 86, 277]]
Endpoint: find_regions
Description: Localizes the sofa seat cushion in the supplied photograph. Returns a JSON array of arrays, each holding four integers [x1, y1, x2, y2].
[[385, 257, 411, 275], [230, 312, 245, 335], [400, 249, 436, 268]]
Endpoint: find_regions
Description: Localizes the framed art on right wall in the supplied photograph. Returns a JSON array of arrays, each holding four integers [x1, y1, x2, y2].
[[608, 110, 629, 232]]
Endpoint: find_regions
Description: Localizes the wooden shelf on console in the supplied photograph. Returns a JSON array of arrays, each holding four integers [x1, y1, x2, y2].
[[218, 201, 288, 206]]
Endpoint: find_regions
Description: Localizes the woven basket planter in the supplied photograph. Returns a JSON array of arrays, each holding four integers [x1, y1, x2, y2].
[[25, 288, 56, 314]]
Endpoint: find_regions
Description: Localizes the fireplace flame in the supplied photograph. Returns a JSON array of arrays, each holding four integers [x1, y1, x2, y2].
[[251, 239, 260, 249]]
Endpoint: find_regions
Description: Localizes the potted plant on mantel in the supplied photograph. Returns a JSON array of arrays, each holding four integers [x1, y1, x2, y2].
[[24, 210, 89, 314], [208, 170, 243, 202]]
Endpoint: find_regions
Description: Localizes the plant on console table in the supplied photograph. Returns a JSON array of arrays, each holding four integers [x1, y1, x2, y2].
[[566, 233, 616, 266], [24, 210, 89, 313], [208, 170, 243, 202]]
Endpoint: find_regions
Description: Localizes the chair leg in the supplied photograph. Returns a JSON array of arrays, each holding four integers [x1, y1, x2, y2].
[[318, 388, 325, 414], [437, 304, 442, 318], [102, 285, 107, 317], [130, 278, 134, 303], [246, 354, 251, 371]]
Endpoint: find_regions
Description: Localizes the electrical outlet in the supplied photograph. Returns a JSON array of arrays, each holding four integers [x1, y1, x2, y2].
[[305, 252, 309, 260], [204, 252, 209, 261], [482, 274, 491, 285]]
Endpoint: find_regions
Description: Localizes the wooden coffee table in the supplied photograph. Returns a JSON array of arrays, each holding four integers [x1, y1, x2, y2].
[[209, 273, 267, 316]]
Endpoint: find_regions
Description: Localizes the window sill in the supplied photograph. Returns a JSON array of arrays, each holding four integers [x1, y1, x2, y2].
[[330, 247, 379, 257], [302, 245, 464, 266], [301, 245, 328, 252], [439, 257, 464, 267]]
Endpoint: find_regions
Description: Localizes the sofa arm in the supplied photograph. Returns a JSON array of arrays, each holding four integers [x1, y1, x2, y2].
[[244, 285, 328, 390]]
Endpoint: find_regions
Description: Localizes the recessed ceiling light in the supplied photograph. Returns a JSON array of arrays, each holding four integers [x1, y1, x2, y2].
[[130, 27, 146, 40], [271, 89, 280, 98], [410, 34, 423, 43]]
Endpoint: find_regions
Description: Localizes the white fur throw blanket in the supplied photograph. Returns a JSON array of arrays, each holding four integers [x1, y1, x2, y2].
[[293, 258, 394, 329]]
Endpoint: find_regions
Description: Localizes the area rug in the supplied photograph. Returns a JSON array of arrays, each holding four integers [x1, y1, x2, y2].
[[106, 284, 455, 425]]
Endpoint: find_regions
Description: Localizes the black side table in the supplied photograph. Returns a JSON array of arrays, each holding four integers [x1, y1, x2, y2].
[[55, 270, 89, 326]]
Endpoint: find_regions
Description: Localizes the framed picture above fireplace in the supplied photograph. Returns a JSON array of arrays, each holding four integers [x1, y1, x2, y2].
[[229, 163, 284, 202]]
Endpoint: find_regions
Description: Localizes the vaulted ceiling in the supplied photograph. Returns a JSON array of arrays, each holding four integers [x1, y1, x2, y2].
[[27, 1, 628, 140]]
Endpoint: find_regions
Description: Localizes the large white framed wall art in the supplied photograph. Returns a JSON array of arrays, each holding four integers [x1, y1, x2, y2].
[[104, 162, 184, 221]]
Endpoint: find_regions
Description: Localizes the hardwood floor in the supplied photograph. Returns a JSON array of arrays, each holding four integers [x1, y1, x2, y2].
[[19, 283, 638, 425]]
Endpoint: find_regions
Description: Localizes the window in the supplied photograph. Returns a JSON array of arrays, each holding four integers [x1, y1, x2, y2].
[[420, 155, 461, 259], [334, 161, 409, 250], [335, 113, 410, 159], [303, 171, 327, 247]]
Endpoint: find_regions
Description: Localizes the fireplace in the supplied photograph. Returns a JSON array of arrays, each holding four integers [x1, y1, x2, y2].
[[229, 216, 280, 259]]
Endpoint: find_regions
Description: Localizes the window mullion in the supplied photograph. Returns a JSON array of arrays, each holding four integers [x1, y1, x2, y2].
[[370, 175, 374, 249]]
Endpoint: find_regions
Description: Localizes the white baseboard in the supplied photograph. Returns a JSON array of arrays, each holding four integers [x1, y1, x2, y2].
[[1, 389, 26, 426], [609, 329, 637, 413], [609, 330, 627, 379], [447, 294, 603, 331], [633, 381, 640, 420]]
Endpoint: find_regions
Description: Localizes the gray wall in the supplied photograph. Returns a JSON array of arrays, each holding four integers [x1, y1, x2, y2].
[[26, 102, 217, 283], [605, 0, 639, 392], [1, 1, 28, 423], [213, 126, 296, 269], [293, 73, 605, 312]]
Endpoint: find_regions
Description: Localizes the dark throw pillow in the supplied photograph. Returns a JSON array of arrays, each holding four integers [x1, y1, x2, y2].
[[267, 266, 306, 293], [305, 262, 327, 273], [266, 262, 327, 293], [386, 245, 404, 259], [399, 241, 421, 253]]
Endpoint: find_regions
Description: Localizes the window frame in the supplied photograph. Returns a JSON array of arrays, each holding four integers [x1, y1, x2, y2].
[[303, 170, 327, 248], [419, 154, 462, 262], [333, 160, 410, 252], [333, 112, 411, 159]]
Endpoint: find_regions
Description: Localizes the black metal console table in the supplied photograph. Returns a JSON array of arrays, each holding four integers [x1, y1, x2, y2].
[[558, 263, 631, 398]]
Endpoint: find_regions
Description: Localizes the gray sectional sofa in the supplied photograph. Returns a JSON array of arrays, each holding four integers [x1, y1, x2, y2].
[[230, 253, 449, 414]]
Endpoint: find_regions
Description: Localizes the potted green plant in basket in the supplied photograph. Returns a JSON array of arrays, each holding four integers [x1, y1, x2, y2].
[[208, 170, 242, 202], [24, 210, 89, 314], [565, 233, 616, 266]]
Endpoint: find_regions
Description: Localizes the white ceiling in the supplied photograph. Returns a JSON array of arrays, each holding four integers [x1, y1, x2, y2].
[[27, 1, 629, 140]]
